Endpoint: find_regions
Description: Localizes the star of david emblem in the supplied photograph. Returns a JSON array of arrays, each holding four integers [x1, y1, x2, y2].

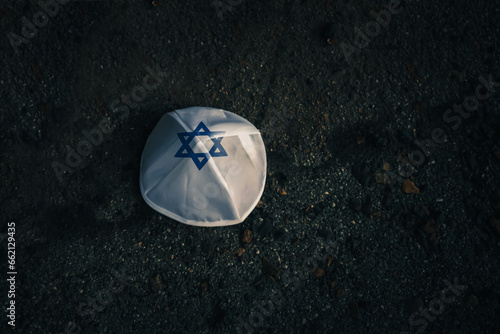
[[174, 121, 228, 170]]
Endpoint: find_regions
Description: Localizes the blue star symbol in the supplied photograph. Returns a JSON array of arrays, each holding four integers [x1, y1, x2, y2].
[[174, 121, 228, 170]]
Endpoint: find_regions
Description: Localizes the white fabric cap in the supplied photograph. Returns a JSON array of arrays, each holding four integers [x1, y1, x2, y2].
[[140, 107, 267, 227]]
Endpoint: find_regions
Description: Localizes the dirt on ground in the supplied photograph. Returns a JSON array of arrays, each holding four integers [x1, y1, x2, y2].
[[0, 0, 499, 333]]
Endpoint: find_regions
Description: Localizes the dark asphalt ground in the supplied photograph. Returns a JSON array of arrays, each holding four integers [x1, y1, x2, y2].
[[1, 0, 500, 333]]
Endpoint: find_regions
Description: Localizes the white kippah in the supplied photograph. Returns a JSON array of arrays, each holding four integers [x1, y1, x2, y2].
[[140, 107, 267, 226]]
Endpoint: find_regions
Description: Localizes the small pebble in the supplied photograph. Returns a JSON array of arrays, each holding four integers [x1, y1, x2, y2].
[[311, 267, 325, 278], [242, 230, 253, 243], [402, 179, 419, 194]]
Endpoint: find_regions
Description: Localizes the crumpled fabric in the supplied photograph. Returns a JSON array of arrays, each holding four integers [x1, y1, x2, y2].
[[140, 106, 267, 226]]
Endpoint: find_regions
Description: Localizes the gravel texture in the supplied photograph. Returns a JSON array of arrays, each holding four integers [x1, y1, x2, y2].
[[0, 0, 500, 333]]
